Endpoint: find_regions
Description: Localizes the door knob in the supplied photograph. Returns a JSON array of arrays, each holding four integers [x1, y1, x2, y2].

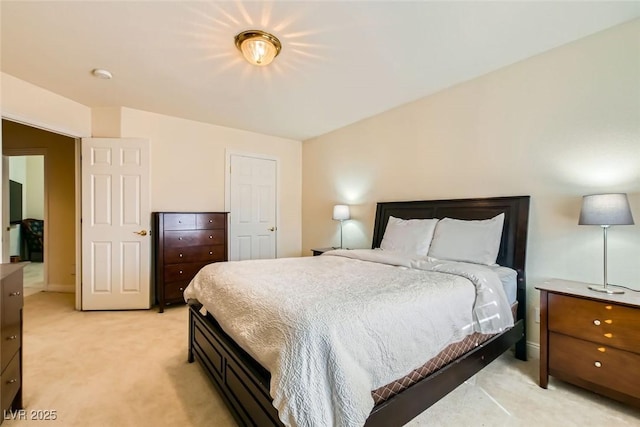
[[133, 230, 148, 236], [268, 227, 276, 232]]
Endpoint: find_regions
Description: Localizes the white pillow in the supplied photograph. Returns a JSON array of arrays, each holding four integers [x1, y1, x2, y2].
[[380, 216, 439, 257], [427, 213, 505, 265]]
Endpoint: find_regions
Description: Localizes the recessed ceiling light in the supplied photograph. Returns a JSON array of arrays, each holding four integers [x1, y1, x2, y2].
[[92, 68, 113, 79]]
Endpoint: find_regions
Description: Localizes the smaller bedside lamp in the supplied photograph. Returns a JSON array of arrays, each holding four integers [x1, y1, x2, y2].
[[579, 193, 635, 294], [332, 205, 350, 249]]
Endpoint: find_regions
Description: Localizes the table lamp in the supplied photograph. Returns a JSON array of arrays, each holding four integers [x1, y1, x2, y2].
[[579, 193, 634, 294], [332, 205, 350, 249]]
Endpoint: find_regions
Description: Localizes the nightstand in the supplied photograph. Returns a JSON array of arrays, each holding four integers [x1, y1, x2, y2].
[[537, 279, 640, 407], [311, 247, 337, 256]]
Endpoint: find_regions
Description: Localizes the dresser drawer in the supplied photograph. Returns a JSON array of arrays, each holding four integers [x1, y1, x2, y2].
[[2, 274, 23, 374], [164, 280, 191, 302], [1, 324, 20, 375], [164, 230, 225, 248], [164, 245, 226, 264], [164, 262, 209, 283], [1, 352, 21, 412], [163, 213, 196, 230], [548, 294, 640, 353], [197, 213, 226, 230], [549, 332, 640, 398]]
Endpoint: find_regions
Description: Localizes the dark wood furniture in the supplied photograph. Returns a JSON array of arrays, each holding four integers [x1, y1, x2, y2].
[[538, 278, 640, 407], [0, 263, 24, 421], [311, 247, 334, 256], [188, 195, 530, 426], [153, 212, 228, 313]]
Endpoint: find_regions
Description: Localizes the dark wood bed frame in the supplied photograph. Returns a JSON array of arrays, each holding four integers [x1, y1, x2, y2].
[[188, 195, 530, 426]]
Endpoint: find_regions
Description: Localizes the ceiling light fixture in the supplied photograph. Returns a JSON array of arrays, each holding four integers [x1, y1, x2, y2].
[[92, 68, 113, 79], [234, 30, 282, 66]]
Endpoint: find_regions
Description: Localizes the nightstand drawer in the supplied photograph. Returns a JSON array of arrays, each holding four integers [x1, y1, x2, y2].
[[548, 293, 640, 353], [549, 332, 640, 399]]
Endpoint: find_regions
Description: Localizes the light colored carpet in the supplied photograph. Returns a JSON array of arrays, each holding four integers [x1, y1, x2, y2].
[[5, 292, 640, 426]]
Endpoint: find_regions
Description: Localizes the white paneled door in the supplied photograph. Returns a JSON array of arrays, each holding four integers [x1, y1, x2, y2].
[[229, 155, 277, 260], [81, 138, 150, 310]]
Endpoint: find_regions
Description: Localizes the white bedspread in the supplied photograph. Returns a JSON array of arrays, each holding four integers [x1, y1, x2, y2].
[[184, 249, 513, 427]]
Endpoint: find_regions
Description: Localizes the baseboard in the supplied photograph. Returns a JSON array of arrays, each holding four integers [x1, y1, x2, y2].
[[45, 284, 75, 293], [527, 341, 540, 359]]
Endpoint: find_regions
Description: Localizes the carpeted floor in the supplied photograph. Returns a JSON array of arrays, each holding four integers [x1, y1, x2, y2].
[[5, 292, 639, 426]]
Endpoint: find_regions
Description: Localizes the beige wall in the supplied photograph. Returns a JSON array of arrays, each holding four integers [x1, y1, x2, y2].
[[116, 108, 303, 258], [1, 72, 91, 137], [302, 20, 640, 348], [89, 106, 304, 258], [3, 120, 76, 289]]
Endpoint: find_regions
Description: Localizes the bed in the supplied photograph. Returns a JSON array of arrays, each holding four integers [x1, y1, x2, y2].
[[186, 195, 530, 426]]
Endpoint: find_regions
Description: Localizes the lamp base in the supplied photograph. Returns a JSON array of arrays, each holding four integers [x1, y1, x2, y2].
[[588, 285, 624, 295]]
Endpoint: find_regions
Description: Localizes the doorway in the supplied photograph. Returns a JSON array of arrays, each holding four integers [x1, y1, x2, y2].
[[7, 155, 45, 296], [2, 119, 77, 298]]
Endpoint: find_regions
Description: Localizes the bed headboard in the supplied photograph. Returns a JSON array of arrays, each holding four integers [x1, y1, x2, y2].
[[372, 195, 530, 274], [372, 195, 530, 331]]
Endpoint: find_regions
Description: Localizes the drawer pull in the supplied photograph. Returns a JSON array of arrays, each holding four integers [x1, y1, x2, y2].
[[179, 237, 183, 240], [179, 253, 183, 258], [9, 291, 21, 297], [6, 379, 17, 384], [209, 235, 213, 239], [7, 335, 17, 340], [209, 219, 213, 223], [593, 319, 601, 326], [594, 361, 602, 368], [209, 251, 213, 255], [179, 287, 184, 292], [179, 270, 183, 274]]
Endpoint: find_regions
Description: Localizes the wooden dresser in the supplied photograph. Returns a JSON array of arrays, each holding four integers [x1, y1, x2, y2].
[[0, 263, 24, 420], [153, 212, 228, 313], [537, 279, 640, 407]]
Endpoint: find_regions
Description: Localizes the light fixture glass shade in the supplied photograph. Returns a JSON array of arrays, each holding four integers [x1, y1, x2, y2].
[[234, 30, 281, 66], [579, 193, 635, 226], [333, 205, 350, 221]]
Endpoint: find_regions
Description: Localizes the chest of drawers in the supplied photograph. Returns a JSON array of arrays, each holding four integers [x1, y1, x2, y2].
[[0, 263, 24, 422], [153, 212, 228, 312], [537, 279, 640, 407]]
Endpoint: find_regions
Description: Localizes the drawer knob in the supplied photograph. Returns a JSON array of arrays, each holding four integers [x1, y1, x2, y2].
[[179, 287, 184, 292], [209, 235, 213, 239], [7, 335, 17, 340], [179, 220, 182, 223], [179, 270, 183, 274], [594, 361, 602, 368], [593, 319, 601, 326], [7, 379, 17, 384], [179, 237, 183, 240], [209, 251, 213, 255], [179, 253, 183, 258], [209, 219, 213, 223], [9, 291, 21, 297]]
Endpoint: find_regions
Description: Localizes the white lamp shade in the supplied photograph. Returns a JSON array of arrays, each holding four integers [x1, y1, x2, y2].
[[332, 205, 350, 221], [579, 193, 634, 226]]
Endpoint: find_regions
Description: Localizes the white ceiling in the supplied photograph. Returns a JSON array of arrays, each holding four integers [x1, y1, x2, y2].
[[2, 1, 639, 141]]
